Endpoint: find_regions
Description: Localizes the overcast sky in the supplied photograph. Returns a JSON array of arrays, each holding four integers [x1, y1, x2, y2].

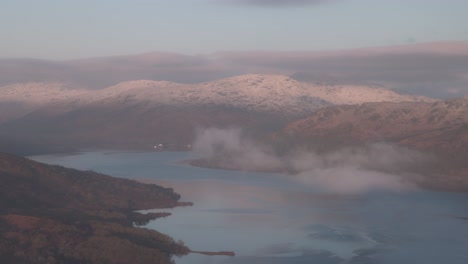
[[2, 0, 468, 59]]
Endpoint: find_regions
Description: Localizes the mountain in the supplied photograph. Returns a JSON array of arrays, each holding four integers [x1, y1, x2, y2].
[[273, 98, 468, 190], [0, 74, 432, 118], [0, 74, 432, 154], [0, 152, 190, 263], [1, 41, 467, 98], [278, 98, 467, 153], [0, 82, 87, 123]]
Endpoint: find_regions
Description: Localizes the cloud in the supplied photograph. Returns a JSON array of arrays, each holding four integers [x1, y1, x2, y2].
[[287, 144, 426, 194], [1, 41, 467, 98], [215, 43, 468, 98], [287, 143, 428, 194], [0, 53, 236, 88], [192, 127, 282, 171], [229, 0, 336, 7], [295, 165, 412, 194], [192, 128, 428, 194]]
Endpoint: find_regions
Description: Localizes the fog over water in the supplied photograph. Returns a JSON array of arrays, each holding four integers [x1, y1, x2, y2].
[[193, 128, 429, 194], [31, 150, 468, 264]]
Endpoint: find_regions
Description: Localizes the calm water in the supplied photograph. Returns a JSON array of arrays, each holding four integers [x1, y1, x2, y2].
[[31, 151, 468, 264]]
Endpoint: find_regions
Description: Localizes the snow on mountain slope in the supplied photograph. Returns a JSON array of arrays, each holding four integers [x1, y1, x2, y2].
[[0, 82, 90, 123], [81, 74, 434, 114], [0, 75, 435, 118], [89, 80, 179, 102], [95, 75, 330, 114], [306, 84, 433, 105]]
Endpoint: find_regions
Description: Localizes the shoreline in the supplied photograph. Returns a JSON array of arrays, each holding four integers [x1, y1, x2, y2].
[[28, 148, 468, 194], [187, 158, 468, 193], [27, 149, 468, 193]]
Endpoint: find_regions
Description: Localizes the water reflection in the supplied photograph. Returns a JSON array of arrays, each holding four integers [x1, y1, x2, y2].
[[144, 179, 380, 264], [31, 151, 468, 264]]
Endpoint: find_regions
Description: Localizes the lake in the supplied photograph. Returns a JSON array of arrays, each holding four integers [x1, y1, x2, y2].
[[30, 151, 468, 264]]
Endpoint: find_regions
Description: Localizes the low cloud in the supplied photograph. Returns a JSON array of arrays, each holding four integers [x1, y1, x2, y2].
[[193, 128, 428, 194], [295, 165, 413, 194], [1, 41, 467, 98], [192, 127, 282, 171], [217, 49, 468, 98]]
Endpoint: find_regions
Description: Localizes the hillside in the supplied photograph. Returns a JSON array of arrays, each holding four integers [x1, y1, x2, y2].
[[0, 74, 434, 154], [185, 98, 467, 191], [0, 152, 190, 263], [278, 98, 468, 153], [272, 98, 468, 191], [0, 82, 88, 123]]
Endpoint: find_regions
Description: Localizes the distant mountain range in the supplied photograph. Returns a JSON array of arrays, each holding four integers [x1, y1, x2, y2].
[[0, 74, 432, 120], [0, 74, 433, 153], [1, 41, 467, 98], [0, 72, 466, 191]]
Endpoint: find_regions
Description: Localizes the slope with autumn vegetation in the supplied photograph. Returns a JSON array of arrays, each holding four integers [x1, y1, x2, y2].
[[0, 152, 191, 264], [273, 97, 468, 191], [277, 98, 467, 153]]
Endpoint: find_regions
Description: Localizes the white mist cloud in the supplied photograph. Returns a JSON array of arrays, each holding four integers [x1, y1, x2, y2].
[[289, 143, 427, 193], [295, 166, 413, 194], [193, 128, 429, 194], [291, 143, 429, 174], [192, 127, 281, 171]]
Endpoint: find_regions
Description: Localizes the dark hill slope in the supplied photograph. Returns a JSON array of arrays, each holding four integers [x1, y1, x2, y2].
[[0, 153, 189, 264], [0, 104, 285, 155]]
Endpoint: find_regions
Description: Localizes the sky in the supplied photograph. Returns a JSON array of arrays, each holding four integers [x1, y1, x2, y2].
[[2, 0, 468, 60]]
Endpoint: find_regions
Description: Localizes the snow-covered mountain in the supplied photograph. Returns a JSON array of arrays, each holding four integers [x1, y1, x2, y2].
[[0, 82, 89, 123], [0, 74, 437, 153], [0, 74, 434, 119]]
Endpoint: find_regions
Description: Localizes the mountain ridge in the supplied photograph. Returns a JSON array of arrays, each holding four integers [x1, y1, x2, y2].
[[0, 74, 438, 154], [0, 74, 435, 119]]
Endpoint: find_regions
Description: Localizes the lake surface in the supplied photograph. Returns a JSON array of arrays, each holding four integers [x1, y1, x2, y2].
[[31, 151, 468, 264]]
